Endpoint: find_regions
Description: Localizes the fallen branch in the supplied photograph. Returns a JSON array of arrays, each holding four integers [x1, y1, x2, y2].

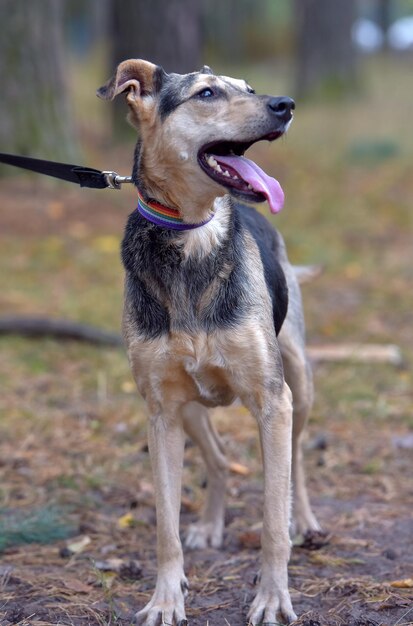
[[0, 317, 403, 367], [307, 343, 403, 367], [293, 264, 324, 284], [0, 316, 122, 346]]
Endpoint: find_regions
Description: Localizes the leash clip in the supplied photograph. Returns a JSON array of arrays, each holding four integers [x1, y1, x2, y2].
[[103, 171, 133, 190]]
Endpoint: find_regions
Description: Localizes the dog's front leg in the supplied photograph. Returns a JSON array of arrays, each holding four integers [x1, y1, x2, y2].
[[246, 382, 297, 625], [136, 411, 188, 626]]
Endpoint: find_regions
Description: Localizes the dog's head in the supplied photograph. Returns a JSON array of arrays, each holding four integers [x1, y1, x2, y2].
[[98, 60, 294, 216]]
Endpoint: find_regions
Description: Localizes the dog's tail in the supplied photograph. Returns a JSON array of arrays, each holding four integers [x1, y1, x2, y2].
[[293, 264, 323, 284]]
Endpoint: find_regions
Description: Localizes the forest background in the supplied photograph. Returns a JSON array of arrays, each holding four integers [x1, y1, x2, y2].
[[0, 2, 412, 625]]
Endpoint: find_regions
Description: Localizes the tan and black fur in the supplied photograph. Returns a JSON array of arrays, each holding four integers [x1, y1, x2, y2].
[[98, 59, 321, 626]]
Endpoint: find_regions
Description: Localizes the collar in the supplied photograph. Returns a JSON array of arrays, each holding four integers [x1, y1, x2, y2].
[[136, 190, 214, 231]]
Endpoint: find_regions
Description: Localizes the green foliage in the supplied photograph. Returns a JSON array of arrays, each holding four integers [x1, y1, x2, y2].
[[347, 139, 400, 164], [395, 0, 413, 16], [0, 506, 75, 552]]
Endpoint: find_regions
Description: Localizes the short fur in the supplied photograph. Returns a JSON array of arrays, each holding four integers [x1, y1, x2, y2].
[[98, 59, 321, 626]]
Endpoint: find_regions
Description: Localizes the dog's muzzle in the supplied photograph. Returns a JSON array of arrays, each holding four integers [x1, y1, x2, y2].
[[267, 97, 296, 124]]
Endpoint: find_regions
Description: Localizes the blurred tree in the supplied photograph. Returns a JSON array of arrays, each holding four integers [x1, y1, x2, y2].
[[203, 0, 255, 61], [294, 0, 358, 98], [203, 0, 292, 64], [377, 0, 391, 49], [111, 0, 203, 73], [0, 0, 78, 162], [65, 0, 110, 55], [109, 0, 203, 133]]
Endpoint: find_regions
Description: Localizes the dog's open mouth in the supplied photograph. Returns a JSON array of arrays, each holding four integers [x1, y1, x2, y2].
[[198, 132, 284, 214]]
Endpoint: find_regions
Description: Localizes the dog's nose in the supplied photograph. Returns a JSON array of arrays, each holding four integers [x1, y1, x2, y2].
[[267, 97, 295, 121]]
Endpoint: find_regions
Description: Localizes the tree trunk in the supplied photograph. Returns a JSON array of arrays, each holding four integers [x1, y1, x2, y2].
[[294, 0, 358, 99], [202, 0, 252, 61], [0, 0, 78, 162], [109, 0, 203, 135], [377, 0, 391, 51], [111, 0, 202, 73]]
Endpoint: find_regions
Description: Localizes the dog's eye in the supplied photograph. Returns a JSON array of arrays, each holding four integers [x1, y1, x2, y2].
[[197, 88, 214, 99]]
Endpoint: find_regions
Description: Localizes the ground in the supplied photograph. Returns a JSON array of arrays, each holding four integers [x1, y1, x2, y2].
[[0, 58, 412, 625]]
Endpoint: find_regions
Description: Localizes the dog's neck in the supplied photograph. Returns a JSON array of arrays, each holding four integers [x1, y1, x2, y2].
[[132, 141, 225, 226], [136, 177, 220, 226], [136, 190, 214, 231], [132, 191, 233, 260]]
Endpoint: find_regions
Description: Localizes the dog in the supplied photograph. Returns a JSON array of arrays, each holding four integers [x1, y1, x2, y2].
[[97, 59, 321, 626]]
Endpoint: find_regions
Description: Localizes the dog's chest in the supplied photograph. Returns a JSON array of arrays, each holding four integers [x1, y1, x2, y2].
[[173, 333, 236, 406], [128, 318, 274, 413], [122, 207, 251, 339]]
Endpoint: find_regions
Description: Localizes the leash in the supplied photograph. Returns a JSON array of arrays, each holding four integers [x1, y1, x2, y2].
[[0, 152, 213, 230], [0, 152, 132, 190]]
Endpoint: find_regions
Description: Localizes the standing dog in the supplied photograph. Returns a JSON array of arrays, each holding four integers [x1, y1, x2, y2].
[[98, 60, 321, 625]]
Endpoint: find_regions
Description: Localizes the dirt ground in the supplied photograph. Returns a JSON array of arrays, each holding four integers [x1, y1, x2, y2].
[[0, 400, 412, 626], [1, 174, 412, 626]]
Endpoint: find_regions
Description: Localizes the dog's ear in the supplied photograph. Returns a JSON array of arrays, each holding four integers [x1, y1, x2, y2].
[[97, 59, 166, 102], [199, 65, 213, 75]]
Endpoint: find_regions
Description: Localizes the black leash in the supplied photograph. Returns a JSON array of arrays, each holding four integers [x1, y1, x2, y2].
[[0, 152, 132, 190]]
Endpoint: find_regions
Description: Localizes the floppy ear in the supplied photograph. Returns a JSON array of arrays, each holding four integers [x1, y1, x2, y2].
[[97, 59, 165, 101]]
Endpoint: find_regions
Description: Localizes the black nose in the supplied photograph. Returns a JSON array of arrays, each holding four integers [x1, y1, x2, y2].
[[267, 96, 295, 121]]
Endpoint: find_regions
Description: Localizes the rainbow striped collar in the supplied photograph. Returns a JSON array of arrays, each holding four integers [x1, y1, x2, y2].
[[136, 190, 214, 231]]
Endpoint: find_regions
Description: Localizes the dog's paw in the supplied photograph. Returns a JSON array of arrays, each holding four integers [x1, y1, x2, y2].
[[247, 584, 296, 625], [135, 576, 188, 626], [293, 528, 329, 551], [135, 600, 187, 626], [184, 521, 223, 550], [292, 509, 323, 537]]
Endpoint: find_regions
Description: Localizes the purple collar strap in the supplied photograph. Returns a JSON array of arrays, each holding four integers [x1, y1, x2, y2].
[[136, 190, 214, 231]]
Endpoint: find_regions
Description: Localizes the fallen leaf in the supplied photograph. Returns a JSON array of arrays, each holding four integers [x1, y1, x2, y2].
[[100, 571, 117, 589], [46, 201, 65, 219], [121, 380, 136, 394], [95, 557, 124, 572], [94, 558, 142, 580], [229, 462, 250, 476], [238, 530, 261, 549], [344, 263, 362, 279], [117, 512, 135, 529], [181, 496, 199, 513], [389, 578, 413, 588], [93, 235, 119, 253], [66, 535, 91, 555]]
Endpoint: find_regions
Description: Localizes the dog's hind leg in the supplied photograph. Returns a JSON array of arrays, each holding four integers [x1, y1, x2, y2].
[[279, 323, 322, 536], [182, 402, 228, 549]]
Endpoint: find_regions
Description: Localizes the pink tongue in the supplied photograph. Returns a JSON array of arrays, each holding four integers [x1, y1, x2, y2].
[[214, 154, 284, 214]]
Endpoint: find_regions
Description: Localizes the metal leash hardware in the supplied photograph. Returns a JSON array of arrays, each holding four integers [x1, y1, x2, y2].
[[0, 152, 134, 191], [102, 171, 133, 190]]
